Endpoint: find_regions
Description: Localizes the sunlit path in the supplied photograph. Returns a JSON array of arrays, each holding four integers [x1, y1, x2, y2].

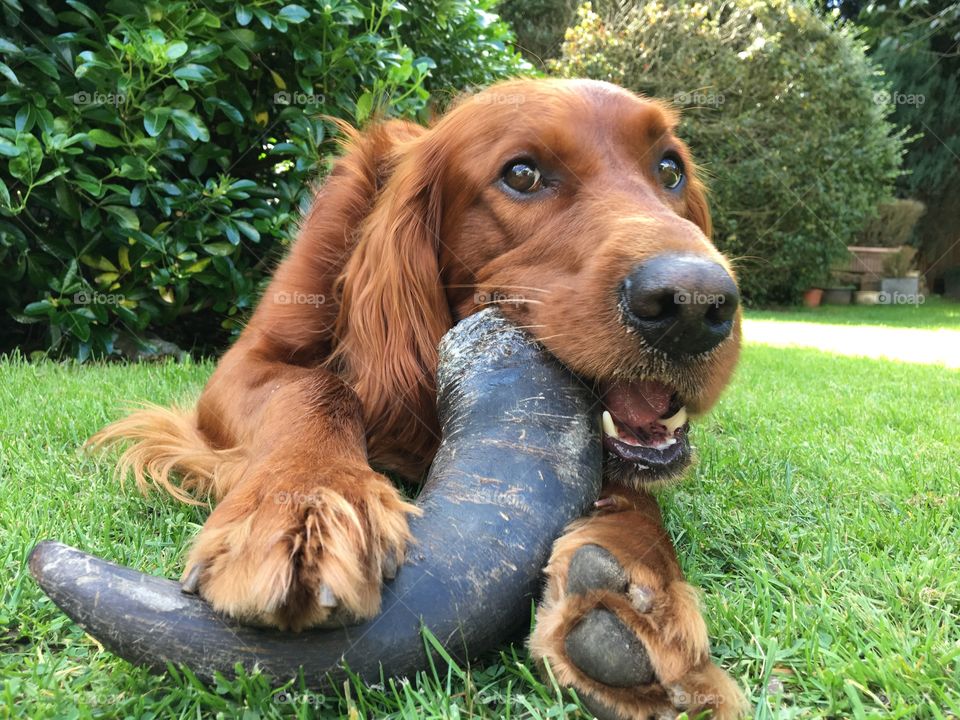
[[743, 319, 960, 368]]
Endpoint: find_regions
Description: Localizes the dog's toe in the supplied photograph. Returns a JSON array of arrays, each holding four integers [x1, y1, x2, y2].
[[566, 543, 628, 595]]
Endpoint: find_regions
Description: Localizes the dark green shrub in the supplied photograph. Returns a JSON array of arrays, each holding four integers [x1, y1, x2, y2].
[[554, 1, 905, 304], [0, 0, 527, 359]]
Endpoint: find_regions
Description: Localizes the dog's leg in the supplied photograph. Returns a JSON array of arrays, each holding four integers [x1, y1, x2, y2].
[[93, 342, 418, 630], [181, 353, 420, 630], [530, 486, 745, 719]]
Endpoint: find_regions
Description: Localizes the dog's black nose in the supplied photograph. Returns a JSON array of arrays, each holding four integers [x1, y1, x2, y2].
[[620, 253, 739, 356]]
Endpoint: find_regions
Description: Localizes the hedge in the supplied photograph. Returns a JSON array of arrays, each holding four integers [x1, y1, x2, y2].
[[0, 0, 528, 359]]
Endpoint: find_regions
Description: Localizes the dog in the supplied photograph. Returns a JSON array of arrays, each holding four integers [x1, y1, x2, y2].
[[93, 78, 745, 718]]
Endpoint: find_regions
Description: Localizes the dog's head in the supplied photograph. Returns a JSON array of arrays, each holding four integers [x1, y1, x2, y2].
[[330, 78, 741, 485]]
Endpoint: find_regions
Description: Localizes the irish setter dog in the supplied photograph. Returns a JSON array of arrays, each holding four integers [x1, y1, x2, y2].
[[93, 78, 745, 719]]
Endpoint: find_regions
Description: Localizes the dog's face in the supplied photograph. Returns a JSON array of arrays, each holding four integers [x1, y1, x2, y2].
[[427, 80, 742, 486]]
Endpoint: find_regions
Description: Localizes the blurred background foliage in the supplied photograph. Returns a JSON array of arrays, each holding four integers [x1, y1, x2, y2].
[[0, 0, 527, 359], [849, 0, 960, 292], [1, 0, 957, 359], [497, 0, 580, 60]]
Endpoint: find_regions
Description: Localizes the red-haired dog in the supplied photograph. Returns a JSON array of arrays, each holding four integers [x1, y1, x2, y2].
[[94, 78, 745, 719]]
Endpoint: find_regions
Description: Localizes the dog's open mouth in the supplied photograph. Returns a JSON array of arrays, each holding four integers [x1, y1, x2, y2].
[[599, 379, 690, 476]]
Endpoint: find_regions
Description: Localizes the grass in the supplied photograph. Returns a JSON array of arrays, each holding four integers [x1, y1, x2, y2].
[[747, 295, 960, 329], [2, 339, 959, 719]]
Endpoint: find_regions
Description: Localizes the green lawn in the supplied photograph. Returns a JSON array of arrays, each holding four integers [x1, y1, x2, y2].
[[747, 295, 960, 329], [2, 341, 959, 719]]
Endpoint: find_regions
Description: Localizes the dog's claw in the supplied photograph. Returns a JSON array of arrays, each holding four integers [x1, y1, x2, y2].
[[382, 550, 399, 581], [319, 584, 338, 608], [180, 563, 203, 595]]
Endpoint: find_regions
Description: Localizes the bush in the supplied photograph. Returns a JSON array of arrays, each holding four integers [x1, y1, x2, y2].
[[0, 0, 527, 359], [858, 198, 926, 248], [554, 1, 905, 304]]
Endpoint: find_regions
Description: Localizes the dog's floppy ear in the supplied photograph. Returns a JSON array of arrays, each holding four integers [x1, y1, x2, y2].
[[254, 119, 426, 355], [330, 126, 452, 464]]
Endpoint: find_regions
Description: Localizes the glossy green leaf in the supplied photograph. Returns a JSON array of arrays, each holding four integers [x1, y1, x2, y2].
[[278, 5, 310, 24], [87, 129, 124, 148]]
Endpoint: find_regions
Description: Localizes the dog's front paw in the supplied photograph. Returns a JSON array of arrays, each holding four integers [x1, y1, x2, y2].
[[180, 463, 419, 630], [530, 515, 745, 719]]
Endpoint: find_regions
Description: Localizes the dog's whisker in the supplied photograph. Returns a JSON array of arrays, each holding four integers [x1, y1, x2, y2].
[[487, 325, 551, 337], [477, 298, 546, 307], [525, 333, 570, 344], [446, 284, 554, 293]]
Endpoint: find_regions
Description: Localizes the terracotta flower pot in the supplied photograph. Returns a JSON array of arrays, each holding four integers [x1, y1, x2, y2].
[[802, 288, 823, 308]]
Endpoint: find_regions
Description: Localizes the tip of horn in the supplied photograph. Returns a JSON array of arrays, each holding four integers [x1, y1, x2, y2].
[[28, 539, 67, 588]]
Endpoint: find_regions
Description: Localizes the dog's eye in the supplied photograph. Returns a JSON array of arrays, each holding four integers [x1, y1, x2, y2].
[[657, 156, 684, 190], [502, 160, 543, 194]]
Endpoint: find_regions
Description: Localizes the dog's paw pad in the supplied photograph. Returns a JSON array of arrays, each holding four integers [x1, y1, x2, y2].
[[564, 608, 654, 687], [566, 543, 627, 595]]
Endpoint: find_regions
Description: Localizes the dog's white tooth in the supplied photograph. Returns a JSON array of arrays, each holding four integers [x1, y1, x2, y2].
[[602, 410, 618, 438], [660, 406, 688, 434]]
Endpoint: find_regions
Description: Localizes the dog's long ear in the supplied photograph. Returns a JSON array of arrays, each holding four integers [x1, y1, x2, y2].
[[330, 129, 452, 464], [253, 119, 425, 356]]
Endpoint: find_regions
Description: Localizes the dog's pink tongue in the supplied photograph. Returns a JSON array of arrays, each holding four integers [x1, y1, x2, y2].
[[602, 380, 673, 427]]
